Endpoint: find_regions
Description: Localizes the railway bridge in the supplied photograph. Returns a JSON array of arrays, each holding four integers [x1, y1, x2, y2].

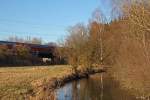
[[0, 41, 56, 59]]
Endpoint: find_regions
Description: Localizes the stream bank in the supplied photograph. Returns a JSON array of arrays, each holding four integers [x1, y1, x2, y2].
[[28, 68, 105, 100]]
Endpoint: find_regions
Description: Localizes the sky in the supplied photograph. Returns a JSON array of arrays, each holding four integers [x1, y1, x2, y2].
[[0, 0, 113, 43]]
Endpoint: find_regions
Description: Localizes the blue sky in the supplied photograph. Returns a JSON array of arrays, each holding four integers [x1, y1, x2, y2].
[[0, 0, 112, 43]]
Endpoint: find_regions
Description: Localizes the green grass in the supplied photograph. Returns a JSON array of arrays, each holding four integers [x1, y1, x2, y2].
[[0, 65, 71, 100]]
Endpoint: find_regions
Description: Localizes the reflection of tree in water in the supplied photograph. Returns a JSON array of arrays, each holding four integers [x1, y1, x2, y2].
[[78, 73, 136, 100], [102, 73, 136, 100], [72, 81, 79, 100], [56, 73, 137, 100], [100, 73, 103, 100], [79, 73, 104, 100]]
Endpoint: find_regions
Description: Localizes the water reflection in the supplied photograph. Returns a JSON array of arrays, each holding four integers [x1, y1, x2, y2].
[[56, 73, 137, 100]]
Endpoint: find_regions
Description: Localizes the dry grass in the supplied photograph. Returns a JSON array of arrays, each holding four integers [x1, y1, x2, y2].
[[0, 65, 71, 100]]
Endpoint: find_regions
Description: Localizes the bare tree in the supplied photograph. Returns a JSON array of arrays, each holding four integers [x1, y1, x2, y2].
[[89, 9, 106, 65], [63, 23, 88, 73], [111, 0, 150, 98]]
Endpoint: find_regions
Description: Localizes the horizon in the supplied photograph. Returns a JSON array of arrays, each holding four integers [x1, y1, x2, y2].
[[0, 0, 113, 43]]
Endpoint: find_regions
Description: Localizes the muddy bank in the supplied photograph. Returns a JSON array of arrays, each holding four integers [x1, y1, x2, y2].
[[28, 68, 105, 100]]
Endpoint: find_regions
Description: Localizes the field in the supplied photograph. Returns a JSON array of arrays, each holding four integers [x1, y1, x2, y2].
[[0, 65, 71, 100]]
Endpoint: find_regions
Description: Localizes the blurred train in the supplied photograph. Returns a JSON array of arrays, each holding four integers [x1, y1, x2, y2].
[[0, 41, 57, 63]]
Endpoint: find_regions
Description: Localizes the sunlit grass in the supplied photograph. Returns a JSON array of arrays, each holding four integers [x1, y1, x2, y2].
[[0, 65, 71, 99]]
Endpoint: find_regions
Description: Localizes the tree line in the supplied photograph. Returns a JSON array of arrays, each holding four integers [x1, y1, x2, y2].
[[0, 44, 42, 66], [8, 36, 42, 44], [59, 0, 150, 98]]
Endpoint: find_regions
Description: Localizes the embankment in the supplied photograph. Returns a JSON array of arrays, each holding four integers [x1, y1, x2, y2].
[[29, 68, 105, 100]]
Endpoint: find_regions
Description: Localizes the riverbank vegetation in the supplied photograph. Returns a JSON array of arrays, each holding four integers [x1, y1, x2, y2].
[[112, 0, 150, 98], [59, 0, 150, 99]]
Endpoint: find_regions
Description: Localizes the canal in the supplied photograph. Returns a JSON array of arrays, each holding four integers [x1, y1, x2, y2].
[[56, 73, 137, 100]]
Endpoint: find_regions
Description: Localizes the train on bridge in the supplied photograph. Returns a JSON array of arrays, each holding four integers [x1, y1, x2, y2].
[[0, 41, 57, 62]]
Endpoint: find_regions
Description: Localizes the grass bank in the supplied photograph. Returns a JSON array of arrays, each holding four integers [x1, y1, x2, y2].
[[0, 65, 72, 100], [30, 68, 104, 100], [0, 65, 104, 100]]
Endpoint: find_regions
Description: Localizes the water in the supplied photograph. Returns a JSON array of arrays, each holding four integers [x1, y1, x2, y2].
[[56, 73, 137, 100]]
